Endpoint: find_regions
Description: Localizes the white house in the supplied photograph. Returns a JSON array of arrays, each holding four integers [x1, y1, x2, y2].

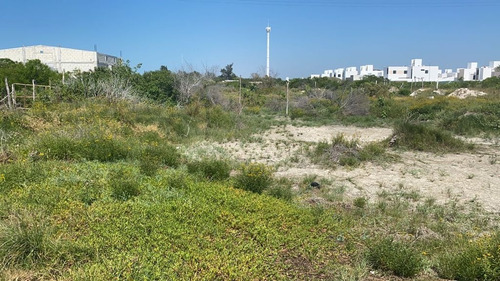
[[0, 45, 119, 73], [385, 66, 410, 81], [457, 62, 479, 81], [358, 65, 384, 79], [478, 61, 500, 80], [344, 67, 358, 80], [321, 69, 334, 78], [334, 68, 344, 80], [408, 59, 439, 82]]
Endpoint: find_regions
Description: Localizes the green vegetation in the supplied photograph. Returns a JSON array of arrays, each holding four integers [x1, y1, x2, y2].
[[392, 121, 474, 153], [367, 238, 424, 277], [1, 61, 500, 279], [234, 162, 274, 194], [311, 134, 387, 168]]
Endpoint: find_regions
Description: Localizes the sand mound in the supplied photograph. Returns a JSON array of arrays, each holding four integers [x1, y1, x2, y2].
[[449, 88, 487, 99]]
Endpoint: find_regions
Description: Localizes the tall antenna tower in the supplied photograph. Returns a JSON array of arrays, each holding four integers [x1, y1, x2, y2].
[[266, 25, 271, 77]]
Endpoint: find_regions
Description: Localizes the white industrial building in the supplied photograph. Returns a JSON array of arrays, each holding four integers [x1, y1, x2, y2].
[[0, 45, 119, 73]]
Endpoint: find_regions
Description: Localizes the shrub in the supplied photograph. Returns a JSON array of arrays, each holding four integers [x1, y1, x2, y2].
[[140, 143, 181, 172], [366, 238, 424, 277], [392, 121, 473, 153], [436, 234, 500, 281], [290, 108, 305, 120], [109, 167, 141, 201], [0, 161, 46, 193], [353, 197, 367, 209], [186, 158, 231, 181], [311, 134, 364, 167], [234, 163, 273, 194], [266, 185, 293, 201], [37, 132, 130, 162]]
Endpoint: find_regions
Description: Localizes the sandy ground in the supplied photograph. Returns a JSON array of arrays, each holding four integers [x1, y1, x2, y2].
[[189, 124, 500, 213]]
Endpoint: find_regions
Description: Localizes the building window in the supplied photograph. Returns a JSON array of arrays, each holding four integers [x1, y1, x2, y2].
[[40, 50, 44, 54], [392, 70, 397, 74], [425, 70, 429, 74], [404, 70, 407, 74]]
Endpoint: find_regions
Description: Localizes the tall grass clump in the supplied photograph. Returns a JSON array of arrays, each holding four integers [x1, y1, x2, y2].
[[311, 134, 386, 167], [109, 166, 141, 201], [139, 143, 181, 176], [392, 121, 473, 152], [366, 237, 424, 278], [435, 233, 500, 281], [0, 211, 53, 267], [0, 161, 47, 193], [234, 163, 273, 194], [186, 158, 231, 181], [36, 132, 130, 162]]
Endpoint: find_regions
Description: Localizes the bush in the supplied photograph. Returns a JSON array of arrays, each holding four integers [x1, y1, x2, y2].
[[312, 134, 368, 167], [366, 238, 424, 277], [266, 185, 293, 201], [0, 161, 47, 193], [187, 158, 231, 181], [436, 234, 500, 281], [37, 132, 130, 162], [290, 108, 306, 120], [234, 163, 273, 194], [392, 121, 473, 153], [109, 167, 141, 201]]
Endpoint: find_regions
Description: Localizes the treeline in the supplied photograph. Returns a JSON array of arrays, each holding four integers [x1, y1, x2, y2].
[[2, 58, 500, 108]]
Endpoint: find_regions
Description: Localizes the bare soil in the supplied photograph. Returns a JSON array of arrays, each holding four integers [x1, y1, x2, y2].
[[192, 124, 500, 212]]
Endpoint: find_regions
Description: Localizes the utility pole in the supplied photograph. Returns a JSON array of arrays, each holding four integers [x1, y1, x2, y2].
[[286, 77, 289, 116], [266, 25, 271, 77], [239, 75, 242, 114]]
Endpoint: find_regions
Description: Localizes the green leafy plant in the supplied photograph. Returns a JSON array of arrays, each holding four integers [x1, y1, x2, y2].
[[234, 163, 273, 194], [392, 121, 473, 152], [366, 238, 424, 278], [186, 158, 231, 181], [109, 167, 141, 201]]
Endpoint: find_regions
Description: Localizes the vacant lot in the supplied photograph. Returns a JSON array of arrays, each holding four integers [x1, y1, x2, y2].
[[192, 124, 499, 212]]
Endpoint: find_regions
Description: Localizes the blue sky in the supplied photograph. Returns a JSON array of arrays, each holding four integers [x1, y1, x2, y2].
[[1, 0, 499, 78]]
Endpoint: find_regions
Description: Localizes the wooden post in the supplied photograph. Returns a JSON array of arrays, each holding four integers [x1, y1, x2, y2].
[[11, 84, 16, 107], [4, 77, 12, 109], [32, 79, 36, 101], [238, 76, 242, 115], [286, 80, 289, 116]]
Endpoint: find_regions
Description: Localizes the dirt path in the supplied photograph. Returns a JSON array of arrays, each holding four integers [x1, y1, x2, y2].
[[189, 124, 500, 212]]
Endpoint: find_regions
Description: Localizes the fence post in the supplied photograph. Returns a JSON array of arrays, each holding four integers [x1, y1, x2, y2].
[[11, 84, 16, 107], [32, 79, 36, 101], [4, 77, 12, 109]]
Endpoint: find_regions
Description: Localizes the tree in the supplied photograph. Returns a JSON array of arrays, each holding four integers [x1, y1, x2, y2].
[[220, 63, 236, 80], [137, 66, 177, 103], [174, 64, 211, 105]]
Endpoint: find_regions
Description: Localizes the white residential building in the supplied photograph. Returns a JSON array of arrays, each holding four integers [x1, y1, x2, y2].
[[359, 65, 384, 79], [321, 69, 334, 78], [334, 68, 344, 80], [385, 66, 410, 81], [0, 45, 119, 73], [344, 67, 358, 80], [311, 59, 498, 82], [457, 62, 479, 81], [439, 69, 456, 82], [478, 61, 500, 80]]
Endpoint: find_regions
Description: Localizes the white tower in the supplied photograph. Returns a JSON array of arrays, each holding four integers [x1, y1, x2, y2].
[[266, 25, 271, 77]]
